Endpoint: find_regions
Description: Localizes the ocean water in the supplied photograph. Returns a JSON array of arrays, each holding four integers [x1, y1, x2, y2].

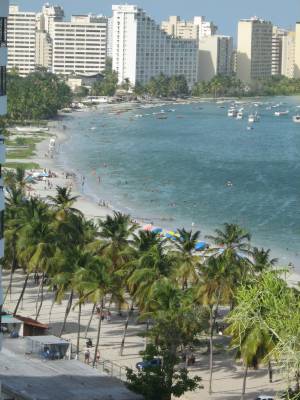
[[58, 97, 300, 269]]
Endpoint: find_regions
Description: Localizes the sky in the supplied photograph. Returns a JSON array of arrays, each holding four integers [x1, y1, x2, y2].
[[15, 0, 299, 37]]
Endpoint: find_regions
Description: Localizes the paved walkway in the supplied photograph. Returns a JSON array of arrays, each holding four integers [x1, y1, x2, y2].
[[2, 271, 286, 400]]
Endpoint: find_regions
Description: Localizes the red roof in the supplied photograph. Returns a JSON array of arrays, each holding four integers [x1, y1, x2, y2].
[[14, 315, 49, 329]]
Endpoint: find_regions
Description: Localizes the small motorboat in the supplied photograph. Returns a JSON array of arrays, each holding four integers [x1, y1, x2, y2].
[[274, 110, 289, 117], [236, 110, 244, 120], [293, 115, 300, 123], [248, 113, 260, 123], [228, 108, 237, 117]]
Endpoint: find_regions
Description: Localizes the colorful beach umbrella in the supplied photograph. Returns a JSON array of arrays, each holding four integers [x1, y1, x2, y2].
[[151, 227, 163, 234], [143, 224, 153, 231], [195, 242, 206, 251]]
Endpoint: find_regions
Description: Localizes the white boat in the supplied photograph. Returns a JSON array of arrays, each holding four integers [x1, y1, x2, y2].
[[293, 115, 300, 123], [248, 113, 260, 123], [236, 111, 244, 120], [15, 126, 49, 133], [274, 110, 289, 117], [228, 108, 237, 117]]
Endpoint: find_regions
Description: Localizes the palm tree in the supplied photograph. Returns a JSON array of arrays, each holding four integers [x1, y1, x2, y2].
[[193, 256, 232, 394], [206, 223, 251, 254], [48, 186, 81, 217], [251, 247, 278, 275], [79, 256, 112, 367], [98, 212, 138, 270], [13, 198, 54, 315], [226, 322, 275, 400], [172, 228, 201, 289]]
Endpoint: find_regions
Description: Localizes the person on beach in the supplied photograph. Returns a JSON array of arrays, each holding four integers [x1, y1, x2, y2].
[[84, 348, 90, 364]]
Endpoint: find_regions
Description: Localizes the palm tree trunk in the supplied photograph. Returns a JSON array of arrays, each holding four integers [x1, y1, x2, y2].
[[208, 306, 214, 394], [13, 273, 29, 315], [4, 254, 17, 303], [36, 274, 45, 320], [59, 290, 74, 337], [49, 291, 58, 323], [268, 360, 273, 383], [35, 273, 44, 317], [84, 303, 96, 338], [93, 298, 104, 367], [76, 302, 82, 357], [241, 364, 248, 400], [120, 300, 134, 356]]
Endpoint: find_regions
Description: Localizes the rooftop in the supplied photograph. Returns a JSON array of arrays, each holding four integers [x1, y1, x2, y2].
[[0, 338, 142, 400]]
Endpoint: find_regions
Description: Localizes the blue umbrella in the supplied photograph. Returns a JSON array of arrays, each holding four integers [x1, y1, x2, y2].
[[152, 227, 163, 234], [195, 242, 206, 251]]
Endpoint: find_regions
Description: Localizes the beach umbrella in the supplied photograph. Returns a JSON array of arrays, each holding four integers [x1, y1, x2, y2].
[[151, 227, 163, 234], [143, 224, 153, 231], [195, 242, 206, 251]]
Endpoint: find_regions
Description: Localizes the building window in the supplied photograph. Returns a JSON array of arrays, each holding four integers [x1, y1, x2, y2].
[[0, 18, 7, 47], [0, 67, 6, 96]]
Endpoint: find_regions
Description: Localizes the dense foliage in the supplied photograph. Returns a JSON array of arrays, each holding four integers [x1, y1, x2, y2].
[[134, 74, 189, 98], [192, 75, 300, 98], [3, 167, 299, 399], [91, 70, 118, 97], [7, 70, 72, 121]]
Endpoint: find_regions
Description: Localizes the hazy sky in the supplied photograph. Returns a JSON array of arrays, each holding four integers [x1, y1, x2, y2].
[[15, 0, 299, 37]]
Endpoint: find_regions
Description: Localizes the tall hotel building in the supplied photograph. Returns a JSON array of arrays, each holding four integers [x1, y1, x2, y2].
[[0, 0, 8, 352], [161, 16, 217, 40], [295, 23, 300, 78], [7, 5, 36, 76], [52, 15, 107, 75], [236, 17, 273, 83], [112, 5, 198, 88]]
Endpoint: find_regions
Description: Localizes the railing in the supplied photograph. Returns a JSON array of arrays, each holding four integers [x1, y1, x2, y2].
[[77, 351, 128, 382], [96, 358, 128, 382]]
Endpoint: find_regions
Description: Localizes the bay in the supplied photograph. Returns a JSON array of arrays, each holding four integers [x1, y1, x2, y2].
[[58, 97, 300, 269]]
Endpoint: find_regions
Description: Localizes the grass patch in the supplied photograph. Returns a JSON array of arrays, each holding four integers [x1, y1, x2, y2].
[[4, 162, 40, 170], [6, 146, 36, 159]]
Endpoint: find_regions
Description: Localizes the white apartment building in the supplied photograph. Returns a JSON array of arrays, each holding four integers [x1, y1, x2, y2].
[[107, 17, 113, 58], [36, 3, 64, 38], [7, 5, 36, 76], [52, 15, 107, 76], [272, 27, 288, 76], [112, 5, 198, 88], [281, 31, 295, 78], [236, 17, 273, 83], [0, 0, 8, 356], [294, 22, 300, 78], [36, 30, 52, 69], [198, 35, 233, 81], [161, 16, 217, 40]]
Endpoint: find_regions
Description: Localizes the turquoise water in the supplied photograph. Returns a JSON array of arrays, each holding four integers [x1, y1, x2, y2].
[[59, 98, 300, 268]]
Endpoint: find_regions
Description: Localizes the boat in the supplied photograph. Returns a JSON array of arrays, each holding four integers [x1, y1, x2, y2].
[[274, 110, 289, 116], [228, 108, 238, 117], [236, 111, 244, 120], [293, 115, 300, 123], [248, 113, 260, 123]]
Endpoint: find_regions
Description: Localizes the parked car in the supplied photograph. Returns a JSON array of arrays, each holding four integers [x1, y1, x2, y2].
[[255, 396, 274, 400], [136, 358, 162, 370]]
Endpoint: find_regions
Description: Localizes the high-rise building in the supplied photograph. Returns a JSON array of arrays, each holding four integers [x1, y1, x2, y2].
[[7, 5, 36, 76], [106, 17, 113, 59], [236, 17, 273, 83], [52, 15, 108, 76], [198, 35, 233, 81], [112, 5, 198, 88], [272, 27, 288, 76], [294, 22, 300, 78], [281, 31, 295, 78], [36, 3, 64, 38], [161, 16, 217, 40], [35, 30, 52, 70], [0, 0, 8, 354]]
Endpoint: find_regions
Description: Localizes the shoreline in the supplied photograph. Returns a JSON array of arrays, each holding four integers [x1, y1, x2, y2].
[[12, 100, 300, 285]]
